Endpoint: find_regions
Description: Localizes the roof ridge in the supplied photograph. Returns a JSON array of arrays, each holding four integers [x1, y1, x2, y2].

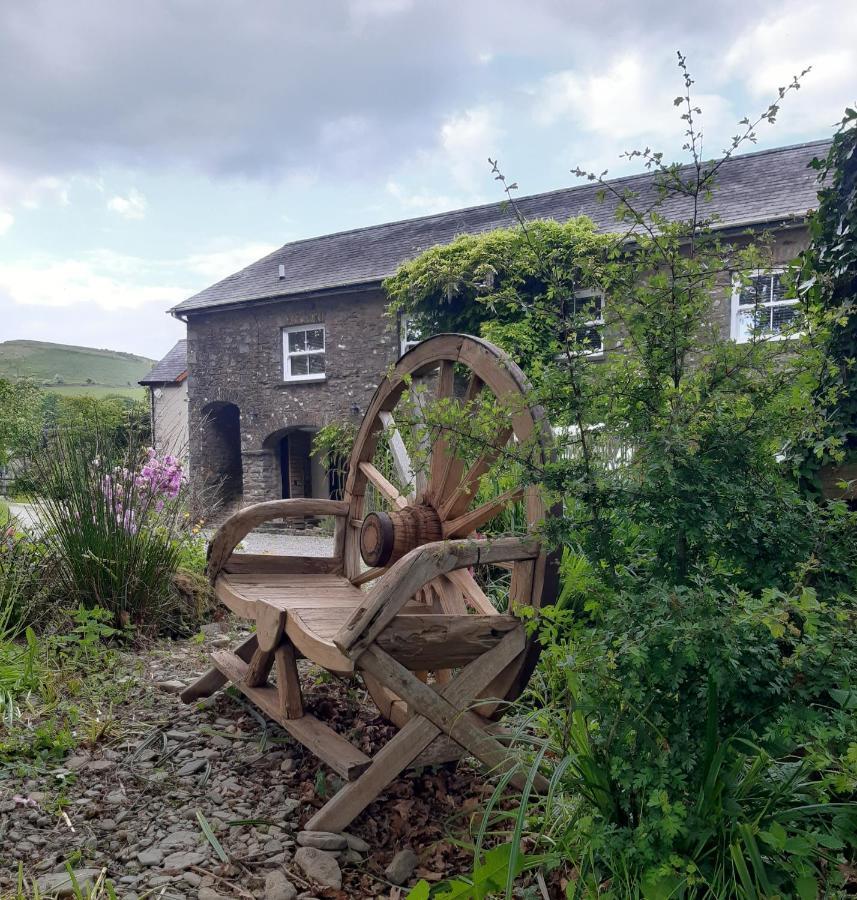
[[261, 138, 831, 251], [172, 137, 829, 315]]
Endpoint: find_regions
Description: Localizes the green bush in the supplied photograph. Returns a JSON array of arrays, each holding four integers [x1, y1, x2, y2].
[[30, 431, 189, 632], [493, 571, 857, 897]]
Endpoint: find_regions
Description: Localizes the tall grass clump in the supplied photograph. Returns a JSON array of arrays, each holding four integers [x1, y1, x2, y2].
[[31, 430, 188, 631], [0, 517, 43, 723]]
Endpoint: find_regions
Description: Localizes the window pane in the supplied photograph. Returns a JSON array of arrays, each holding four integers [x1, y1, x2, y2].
[[573, 293, 602, 318], [575, 325, 603, 352], [736, 310, 750, 342], [288, 330, 306, 352], [290, 355, 309, 376], [308, 353, 325, 375], [771, 303, 798, 334], [770, 274, 785, 303], [739, 275, 769, 306], [306, 328, 324, 351]]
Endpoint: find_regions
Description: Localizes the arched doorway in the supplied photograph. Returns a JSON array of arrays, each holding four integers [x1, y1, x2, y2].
[[262, 427, 330, 500], [200, 401, 243, 504]]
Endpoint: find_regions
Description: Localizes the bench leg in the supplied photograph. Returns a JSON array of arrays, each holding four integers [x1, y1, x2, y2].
[[306, 627, 526, 832], [180, 633, 258, 703]]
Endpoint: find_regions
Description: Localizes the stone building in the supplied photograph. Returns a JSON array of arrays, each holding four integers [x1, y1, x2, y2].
[[139, 339, 189, 462], [169, 140, 828, 507]]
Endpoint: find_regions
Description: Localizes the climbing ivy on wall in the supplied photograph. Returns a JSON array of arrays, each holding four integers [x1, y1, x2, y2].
[[795, 108, 857, 485]]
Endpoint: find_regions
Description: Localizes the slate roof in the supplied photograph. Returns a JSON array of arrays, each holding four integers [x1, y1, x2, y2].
[[171, 139, 830, 316], [139, 340, 187, 385]]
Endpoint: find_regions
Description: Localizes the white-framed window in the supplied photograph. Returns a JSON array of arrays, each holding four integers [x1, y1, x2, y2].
[[731, 270, 799, 343], [566, 289, 605, 356], [282, 324, 325, 381], [400, 316, 423, 356]]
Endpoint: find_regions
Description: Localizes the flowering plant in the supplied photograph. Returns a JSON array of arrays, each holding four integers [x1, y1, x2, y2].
[[34, 433, 189, 629]]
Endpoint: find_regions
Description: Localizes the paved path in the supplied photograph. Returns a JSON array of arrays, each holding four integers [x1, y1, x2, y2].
[[6, 500, 41, 531]]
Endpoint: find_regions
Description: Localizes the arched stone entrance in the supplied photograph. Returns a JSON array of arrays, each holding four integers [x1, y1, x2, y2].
[[262, 427, 329, 500], [199, 401, 243, 504]]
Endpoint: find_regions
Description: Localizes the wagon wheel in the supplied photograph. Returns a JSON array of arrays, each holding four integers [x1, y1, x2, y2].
[[341, 334, 557, 727]]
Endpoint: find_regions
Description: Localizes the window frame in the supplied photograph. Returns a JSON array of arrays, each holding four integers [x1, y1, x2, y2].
[[399, 315, 423, 356], [730, 268, 799, 344], [282, 323, 326, 382], [567, 288, 605, 358]]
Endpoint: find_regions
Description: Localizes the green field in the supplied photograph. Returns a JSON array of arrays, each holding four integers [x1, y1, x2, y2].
[[42, 384, 147, 400], [0, 340, 155, 396]]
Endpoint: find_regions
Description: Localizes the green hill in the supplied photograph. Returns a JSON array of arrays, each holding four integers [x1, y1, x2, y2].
[[0, 340, 155, 398]]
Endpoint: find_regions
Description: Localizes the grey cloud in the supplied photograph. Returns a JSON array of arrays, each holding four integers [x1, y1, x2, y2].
[[0, 0, 783, 186]]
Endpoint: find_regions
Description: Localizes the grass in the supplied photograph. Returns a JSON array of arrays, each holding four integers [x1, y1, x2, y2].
[[0, 340, 154, 392], [43, 385, 146, 400]]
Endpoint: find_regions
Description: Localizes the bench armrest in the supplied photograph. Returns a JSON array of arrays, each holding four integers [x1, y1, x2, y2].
[[207, 498, 350, 581], [333, 535, 539, 660]]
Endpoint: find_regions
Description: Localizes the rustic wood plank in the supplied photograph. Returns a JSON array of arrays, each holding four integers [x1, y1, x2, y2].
[[360, 646, 543, 792], [431, 574, 469, 615], [358, 462, 409, 510], [207, 498, 349, 580], [256, 602, 287, 652], [210, 650, 369, 780], [334, 537, 539, 659], [180, 633, 258, 703], [373, 615, 521, 669], [442, 486, 524, 539], [244, 647, 274, 687], [305, 627, 525, 832], [275, 641, 304, 719], [223, 554, 342, 576], [412, 723, 508, 767]]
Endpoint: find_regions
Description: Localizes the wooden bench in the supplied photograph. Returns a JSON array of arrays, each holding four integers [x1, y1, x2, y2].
[[182, 334, 558, 831]]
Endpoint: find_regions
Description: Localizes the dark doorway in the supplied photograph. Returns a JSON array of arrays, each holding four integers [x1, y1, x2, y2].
[[200, 401, 243, 504], [278, 430, 313, 499]]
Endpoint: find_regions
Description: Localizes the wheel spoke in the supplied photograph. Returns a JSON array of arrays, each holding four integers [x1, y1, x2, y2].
[[379, 411, 415, 500], [436, 359, 454, 400], [407, 387, 431, 498], [442, 485, 524, 538], [464, 373, 484, 403], [359, 462, 409, 509], [428, 360, 466, 505], [446, 569, 497, 615], [431, 574, 469, 615], [438, 426, 513, 521], [351, 566, 387, 586]]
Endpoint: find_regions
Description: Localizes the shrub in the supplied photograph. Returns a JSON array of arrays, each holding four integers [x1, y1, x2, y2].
[[31, 432, 190, 632], [476, 575, 857, 897]]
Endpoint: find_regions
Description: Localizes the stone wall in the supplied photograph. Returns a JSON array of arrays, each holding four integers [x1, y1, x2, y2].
[[187, 288, 398, 504], [186, 225, 810, 505]]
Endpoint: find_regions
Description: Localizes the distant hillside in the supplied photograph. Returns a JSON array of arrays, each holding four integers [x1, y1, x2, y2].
[[0, 340, 155, 397]]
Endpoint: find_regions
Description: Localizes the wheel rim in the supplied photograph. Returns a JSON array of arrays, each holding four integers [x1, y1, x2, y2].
[[343, 334, 556, 723]]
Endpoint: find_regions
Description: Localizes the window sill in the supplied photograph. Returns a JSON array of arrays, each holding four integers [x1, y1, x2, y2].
[[277, 376, 328, 386], [731, 333, 803, 345]]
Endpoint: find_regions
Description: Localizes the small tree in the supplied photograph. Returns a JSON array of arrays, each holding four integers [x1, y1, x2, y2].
[[793, 107, 857, 494], [387, 55, 817, 591], [0, 378, 43, 469]]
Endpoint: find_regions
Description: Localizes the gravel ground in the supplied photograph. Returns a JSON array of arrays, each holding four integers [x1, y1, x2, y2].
[[0, 624, 478, 899], [208, 531, 335, 558], [5, 502, 335, 560]]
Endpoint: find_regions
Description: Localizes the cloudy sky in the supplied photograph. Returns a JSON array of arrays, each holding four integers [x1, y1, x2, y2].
[[1, 0, 854, 360]]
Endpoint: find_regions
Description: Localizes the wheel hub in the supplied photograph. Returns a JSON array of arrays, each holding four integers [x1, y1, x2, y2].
[[359, 503, 442, 567]]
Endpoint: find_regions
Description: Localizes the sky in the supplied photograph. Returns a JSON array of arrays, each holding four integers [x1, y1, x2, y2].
[[0, 0, 854, 361]]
